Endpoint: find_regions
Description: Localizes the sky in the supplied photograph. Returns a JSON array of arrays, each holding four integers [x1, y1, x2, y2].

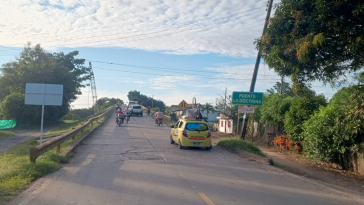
[[0, 0, 342, 108]]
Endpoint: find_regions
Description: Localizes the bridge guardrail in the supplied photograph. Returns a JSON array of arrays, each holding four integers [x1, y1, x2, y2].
[[29, 107, 114, 163]]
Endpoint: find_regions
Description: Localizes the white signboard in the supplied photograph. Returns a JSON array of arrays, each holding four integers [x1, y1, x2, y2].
[[25, 84, 63, 106], [25, 83, 63, 144], [238, 106, 254, 113]]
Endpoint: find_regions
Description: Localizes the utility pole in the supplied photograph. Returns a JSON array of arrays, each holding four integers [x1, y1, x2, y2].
[[241, 0, 274, 139], [89, 62, 98, 114]]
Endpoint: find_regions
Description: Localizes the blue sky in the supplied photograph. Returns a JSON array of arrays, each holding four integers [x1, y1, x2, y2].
[[0, 0, 341, 108]]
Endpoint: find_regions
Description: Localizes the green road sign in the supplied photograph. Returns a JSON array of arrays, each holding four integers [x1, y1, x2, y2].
[[232, 92, 264, 105]]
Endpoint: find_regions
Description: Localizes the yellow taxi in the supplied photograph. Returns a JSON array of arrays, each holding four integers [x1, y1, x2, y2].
[[170, 118, 212, 150]]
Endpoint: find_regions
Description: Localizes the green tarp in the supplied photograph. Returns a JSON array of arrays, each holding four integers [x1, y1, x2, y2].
[[0, 119, 16, 129]]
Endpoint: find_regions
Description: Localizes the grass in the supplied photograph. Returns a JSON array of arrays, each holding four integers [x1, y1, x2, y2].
[[217, 138, 266, 158], [45, 106, 113, 136], [0, 115, 108, 203], [62, 120, 78, 123], [0, 131, 15, 140]]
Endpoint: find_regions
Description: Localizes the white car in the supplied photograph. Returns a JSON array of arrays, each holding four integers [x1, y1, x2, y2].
[[129, 105, 143, 117]]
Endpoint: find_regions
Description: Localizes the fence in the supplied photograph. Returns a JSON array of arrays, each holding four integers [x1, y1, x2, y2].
[[29, 107, 114, 163]]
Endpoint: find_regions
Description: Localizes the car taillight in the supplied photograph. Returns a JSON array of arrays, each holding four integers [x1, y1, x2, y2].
[[182, 129, 188, 137], [207, 130, 211, 138]]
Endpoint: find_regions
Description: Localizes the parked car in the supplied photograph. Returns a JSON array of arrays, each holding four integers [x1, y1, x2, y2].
[[170, 117, 212, 150], [129, 105, 143, 116]]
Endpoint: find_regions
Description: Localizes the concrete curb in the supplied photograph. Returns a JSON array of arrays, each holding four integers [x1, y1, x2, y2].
[[219, 144, 273, 165]]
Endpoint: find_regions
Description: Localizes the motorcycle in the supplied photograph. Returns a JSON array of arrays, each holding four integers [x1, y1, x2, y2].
[[126, 112, 131, 124], [117, 113, 125, 126], [156, 118, 163, 126]]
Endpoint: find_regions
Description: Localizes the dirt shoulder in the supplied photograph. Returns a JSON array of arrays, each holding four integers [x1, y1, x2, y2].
[[0, 124, 61, 153], [211, 132, 364, 195]]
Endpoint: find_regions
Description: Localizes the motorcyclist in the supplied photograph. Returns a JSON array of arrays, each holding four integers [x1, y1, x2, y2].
[[154, 110, 164, 124], [125, 108, 131, 121], [116, 108, 124, 123]]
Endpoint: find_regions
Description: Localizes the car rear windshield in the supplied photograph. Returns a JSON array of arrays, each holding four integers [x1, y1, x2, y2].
[[185, 123, 208, 131], [133, 105, 141, 109]]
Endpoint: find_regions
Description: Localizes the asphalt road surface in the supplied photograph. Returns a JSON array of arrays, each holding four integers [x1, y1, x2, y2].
[[8, 114, 364, 205]]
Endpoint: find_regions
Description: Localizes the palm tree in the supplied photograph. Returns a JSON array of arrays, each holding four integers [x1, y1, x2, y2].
[[201, 103, 214, 119]]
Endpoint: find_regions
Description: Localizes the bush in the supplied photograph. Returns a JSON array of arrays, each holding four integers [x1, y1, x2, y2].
[[303, 104, 345, 162], [152, 107, 160, 112], [284, 94, 327, 143]]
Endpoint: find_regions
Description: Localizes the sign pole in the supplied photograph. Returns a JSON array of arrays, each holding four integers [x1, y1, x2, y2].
[[40, 104, 44, 145], [236, 112, 240, 138]]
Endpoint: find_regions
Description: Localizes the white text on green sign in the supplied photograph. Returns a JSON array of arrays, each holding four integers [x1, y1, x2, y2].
[[232, 92, 263, 106]]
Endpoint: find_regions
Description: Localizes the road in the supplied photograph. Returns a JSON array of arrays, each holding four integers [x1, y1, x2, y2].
[[8, 114, 364, 205]]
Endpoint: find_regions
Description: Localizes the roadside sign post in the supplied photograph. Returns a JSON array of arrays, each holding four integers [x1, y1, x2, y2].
[[25, 83, 63, 144], [179, 100, 189, 110], [233, 92, 263, 140]]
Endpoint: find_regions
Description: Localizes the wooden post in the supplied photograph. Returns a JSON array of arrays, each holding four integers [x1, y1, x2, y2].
[[56, 144, 60, 153], [251, 112, 255, 143], [29, 146, 37, 163], [236, 113, 240, 139]]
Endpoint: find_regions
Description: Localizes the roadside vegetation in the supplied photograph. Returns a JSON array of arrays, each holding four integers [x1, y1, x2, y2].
[[0, 114, 108, 203], [0, 131, 14, 140], [232, 0, 364, 174], [217, 138, 266, 158]]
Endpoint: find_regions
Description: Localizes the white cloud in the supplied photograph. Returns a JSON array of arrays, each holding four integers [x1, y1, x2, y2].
[[0, 0, 268, 57]]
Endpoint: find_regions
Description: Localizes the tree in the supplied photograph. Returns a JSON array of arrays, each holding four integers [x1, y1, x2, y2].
[[201, 103, 214, 118], [284, 94, 327, 143], [267, 81, 294, 97], [215, 94, 238, 122], [260, 93, 293, 135], [0, 44, 90, 124], [257, 0, 364, 85], [127, 90, 165, 111]]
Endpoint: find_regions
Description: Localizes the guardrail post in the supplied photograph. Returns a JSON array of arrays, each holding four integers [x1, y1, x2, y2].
[[30, 146, 37, 163], [56, 144, 61, 153]]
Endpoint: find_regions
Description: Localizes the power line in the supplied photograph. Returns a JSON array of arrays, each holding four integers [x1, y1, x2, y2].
[[92, 66, 281, 81], [88, 59, 278, 76]]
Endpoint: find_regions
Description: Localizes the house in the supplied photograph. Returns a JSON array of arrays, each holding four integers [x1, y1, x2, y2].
[[217, 113, 233, 134]]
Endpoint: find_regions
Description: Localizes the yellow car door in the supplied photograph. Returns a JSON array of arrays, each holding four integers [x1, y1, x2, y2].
[[172, 121, 180, 141], [176, 121, 185, 141]]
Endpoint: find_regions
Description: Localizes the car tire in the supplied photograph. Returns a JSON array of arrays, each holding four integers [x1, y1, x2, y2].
[[141, 113, 143, 117], [206, 146, 212, 150], [170, 135, 175, 144], [178, 139, 184, 149]]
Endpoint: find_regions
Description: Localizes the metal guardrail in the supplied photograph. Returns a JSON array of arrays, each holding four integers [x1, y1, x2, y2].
[[29, 107, 114, 162]]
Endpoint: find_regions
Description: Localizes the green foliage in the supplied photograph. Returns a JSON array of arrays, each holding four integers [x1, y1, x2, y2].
[[62, 113, 81, 121], [201, 103, 214, 118], [127, 90, 165, 111], [266, 81, 294, 97], [152, 107, 160, 112], [257, 0, 364, 85], [0, 44, 90, 125], [217, 138, 266, 157], [329, 87, 354, 105], [71, 108, 94, 118], [284, 94, 327, 143], [303, 103, 345, 162], [260, 93, 293, 126]]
